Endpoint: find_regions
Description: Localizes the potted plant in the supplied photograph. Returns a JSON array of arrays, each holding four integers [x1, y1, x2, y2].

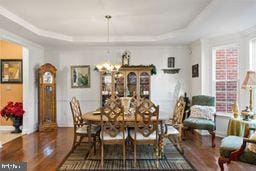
[[0, 102, 25, 133]]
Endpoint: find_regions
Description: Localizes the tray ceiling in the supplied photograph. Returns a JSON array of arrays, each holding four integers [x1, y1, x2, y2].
[[0, 0, 256, 46]]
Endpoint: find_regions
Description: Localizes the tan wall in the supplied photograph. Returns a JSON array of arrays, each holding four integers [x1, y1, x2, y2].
[[0, 40, 23, 125]]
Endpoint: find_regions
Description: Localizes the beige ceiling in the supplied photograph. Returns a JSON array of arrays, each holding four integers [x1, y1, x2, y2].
[[1, 0, 256, 46], [0, 0, 211, 37]]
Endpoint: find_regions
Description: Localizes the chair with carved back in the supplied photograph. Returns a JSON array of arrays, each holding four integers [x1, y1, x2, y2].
[[70, 97, 100, 153], [218, 127, 256, 171], [100, 98, 128, 167], [164, 96, 186, 153], [130, 98, 160, 167]]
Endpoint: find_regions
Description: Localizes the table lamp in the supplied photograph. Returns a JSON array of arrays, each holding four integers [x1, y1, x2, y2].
[[242, 71, 256, 112]]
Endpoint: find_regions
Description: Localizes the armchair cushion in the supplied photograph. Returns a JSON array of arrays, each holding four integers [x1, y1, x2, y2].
[[76, 125, 100, 134], [101, 130, 128, 140], [220, 136, 243, 157], [130, 129, 157, 140], [183, 118, 216, 131], [220, 136, 256, 164]]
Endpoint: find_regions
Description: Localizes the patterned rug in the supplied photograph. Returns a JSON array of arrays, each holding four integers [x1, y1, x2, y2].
[[58, 140, 195, 170]]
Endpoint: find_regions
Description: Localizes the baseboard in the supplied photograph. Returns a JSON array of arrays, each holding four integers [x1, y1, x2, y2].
[[216, 131, 226, 138], [0, 126, 14, 131], [58, 123, 73, 127], [22, 127, 37, 134], [194, 129, 225, 138]]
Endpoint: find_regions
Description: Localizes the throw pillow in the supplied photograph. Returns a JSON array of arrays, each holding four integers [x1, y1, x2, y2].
[[190, 105, 215, 121]]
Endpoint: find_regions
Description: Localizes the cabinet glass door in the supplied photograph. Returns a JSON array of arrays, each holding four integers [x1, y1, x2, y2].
[[127, 72, 137, 97], [140, 72, 150, 99], [114, 72, 125, 97], [101, 73, 112, 105]]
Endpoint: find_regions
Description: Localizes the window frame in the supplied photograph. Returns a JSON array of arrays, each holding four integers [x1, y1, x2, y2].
[[249, 37, 256, 71], [212, 44, 240, 115]]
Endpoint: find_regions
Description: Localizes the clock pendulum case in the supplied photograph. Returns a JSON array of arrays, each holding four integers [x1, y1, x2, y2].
[[38, 63, 57, 131]]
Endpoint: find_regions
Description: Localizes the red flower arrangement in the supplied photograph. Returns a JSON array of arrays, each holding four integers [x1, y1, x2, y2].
[[0, 102, 25, 120]]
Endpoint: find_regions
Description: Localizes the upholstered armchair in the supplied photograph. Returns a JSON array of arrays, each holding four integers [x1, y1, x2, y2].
[[183, 95, 216, 147], [218, 127, 256, 170]]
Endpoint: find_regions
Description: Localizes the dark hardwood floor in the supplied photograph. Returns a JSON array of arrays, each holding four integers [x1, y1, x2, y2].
[[0, 128, 255, 171]]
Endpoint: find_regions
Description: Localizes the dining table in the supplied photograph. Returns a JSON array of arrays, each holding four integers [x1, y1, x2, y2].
[[82, 110, 170, 156]]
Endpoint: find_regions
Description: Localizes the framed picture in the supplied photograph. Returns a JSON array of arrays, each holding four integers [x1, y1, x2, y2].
[[168, 57, 175, 68], [192, 64, 199, 78], [1, 59, 23, 83], [71, 65, 90, 88]]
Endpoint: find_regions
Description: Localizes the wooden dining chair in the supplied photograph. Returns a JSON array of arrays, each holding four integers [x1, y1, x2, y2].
[[70, 97, 100, 153], [130, 99, 160, 167], [164, 96, 186, 153], [100, 98, 127, 167]]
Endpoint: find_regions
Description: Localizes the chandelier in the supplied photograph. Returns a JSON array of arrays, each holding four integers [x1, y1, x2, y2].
[[96, 15, 121, 72]]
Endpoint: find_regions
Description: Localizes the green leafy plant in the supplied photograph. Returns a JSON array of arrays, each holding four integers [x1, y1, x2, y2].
[[94, 64, 157, 75], [78, 73, 89, 86]]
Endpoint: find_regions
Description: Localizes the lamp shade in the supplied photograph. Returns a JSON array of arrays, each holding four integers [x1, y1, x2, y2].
[[241, 71, 256, 89]]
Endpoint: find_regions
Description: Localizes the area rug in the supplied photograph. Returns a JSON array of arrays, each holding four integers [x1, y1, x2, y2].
[[58, 140, 195, 170], [0, 131, 22, 148]]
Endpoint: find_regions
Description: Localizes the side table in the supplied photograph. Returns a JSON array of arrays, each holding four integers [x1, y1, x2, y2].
[[227, 116, 256, 136]]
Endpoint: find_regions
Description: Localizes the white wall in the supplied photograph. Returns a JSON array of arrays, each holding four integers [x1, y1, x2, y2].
[[0, 29, 45, 134], [190, 40, 202, 96], [45, 46, 191, 127]]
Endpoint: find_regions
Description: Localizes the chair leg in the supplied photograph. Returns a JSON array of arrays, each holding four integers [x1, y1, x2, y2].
[[77, 136, 83, 147], [182, 127, 186, 140], [208, 130, 216, 148], [72, 134, 77, 152], [178, 126, 184, 153], [101, 142, 104, 168], [156, 142, 159, 168], [134, 142, 136, 168], [93, 136, 97, 155], [218, 156, 229, 171], [123, 141, 126, 167]]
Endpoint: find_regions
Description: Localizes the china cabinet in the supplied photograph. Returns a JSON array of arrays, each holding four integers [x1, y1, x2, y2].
[[100, 66, 152, 106], [38, 63, 57, 131]]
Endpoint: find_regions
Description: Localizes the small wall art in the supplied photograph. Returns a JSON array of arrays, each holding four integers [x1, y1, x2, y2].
[[71, 65, 90, 88], [1, 59, 23, 83], [192, 64, 199, 78], [168, 57, 175, 68]]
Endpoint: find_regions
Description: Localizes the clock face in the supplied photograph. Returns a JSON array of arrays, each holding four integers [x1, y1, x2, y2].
[[43, 72, 53, 84]]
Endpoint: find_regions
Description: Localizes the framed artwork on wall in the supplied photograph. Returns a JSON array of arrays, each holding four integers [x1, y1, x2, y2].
[[71, 65, 90, 88], [192, 64, 199, 78], [1, 59, 23, 83], [167, 57, 175, 68]]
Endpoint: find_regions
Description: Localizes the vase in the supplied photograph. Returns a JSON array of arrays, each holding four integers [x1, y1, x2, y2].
[[11, 117, 22, 133]]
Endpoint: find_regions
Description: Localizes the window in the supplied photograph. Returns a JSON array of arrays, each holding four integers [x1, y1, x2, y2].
[[250, 38, 256, 70], [250, 38, 256, 107], [213, 46, 239, 114]]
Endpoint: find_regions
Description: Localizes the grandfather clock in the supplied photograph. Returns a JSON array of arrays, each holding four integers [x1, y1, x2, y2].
[[38, 63, 57, 131]]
